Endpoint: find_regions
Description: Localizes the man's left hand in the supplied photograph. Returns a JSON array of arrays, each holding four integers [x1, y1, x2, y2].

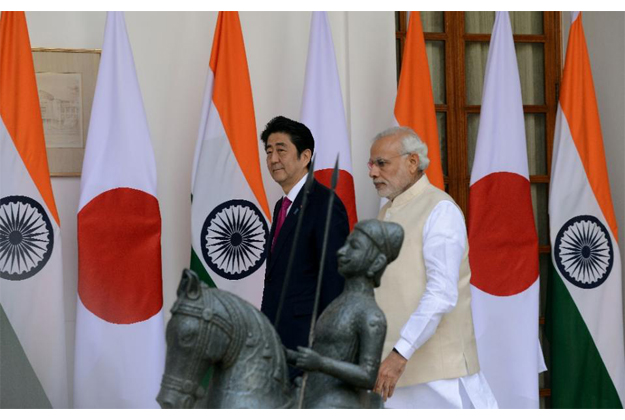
[[374, 350, 407, 401]]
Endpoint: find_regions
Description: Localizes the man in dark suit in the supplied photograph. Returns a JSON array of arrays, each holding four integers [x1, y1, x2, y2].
[[260, 116, 349, 378]]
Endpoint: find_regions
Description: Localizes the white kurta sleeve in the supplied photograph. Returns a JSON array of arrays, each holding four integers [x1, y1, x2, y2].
[[394, 200, 467, 360]]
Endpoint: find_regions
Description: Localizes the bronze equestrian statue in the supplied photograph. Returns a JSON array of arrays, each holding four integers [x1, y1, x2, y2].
[[157, 219, 403, 409]]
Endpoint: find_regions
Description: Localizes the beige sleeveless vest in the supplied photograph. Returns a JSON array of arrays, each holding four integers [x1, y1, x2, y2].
[[375, 175, 480, 387]]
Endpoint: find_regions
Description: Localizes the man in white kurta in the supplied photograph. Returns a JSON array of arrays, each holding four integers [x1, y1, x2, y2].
[[369, 127, 498, 409]]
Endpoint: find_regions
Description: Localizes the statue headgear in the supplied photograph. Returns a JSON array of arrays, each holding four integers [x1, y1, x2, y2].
[[352, 220, 404, 286]]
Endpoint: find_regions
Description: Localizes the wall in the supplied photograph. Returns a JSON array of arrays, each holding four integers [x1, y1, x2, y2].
[[20, 11, 397, 406]]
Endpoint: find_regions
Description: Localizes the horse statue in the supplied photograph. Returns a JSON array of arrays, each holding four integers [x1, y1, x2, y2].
[[157, 269, 294, 408]]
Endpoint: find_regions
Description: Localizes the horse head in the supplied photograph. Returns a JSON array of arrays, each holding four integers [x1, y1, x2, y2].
[[157, 269, 239, 408], [157, 269, 294, 408]]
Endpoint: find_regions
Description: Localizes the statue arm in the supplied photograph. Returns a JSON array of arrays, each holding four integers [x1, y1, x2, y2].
[[284, 347, 298, 365], [294, 349, 374, 389], [294, 311, 386, 390]]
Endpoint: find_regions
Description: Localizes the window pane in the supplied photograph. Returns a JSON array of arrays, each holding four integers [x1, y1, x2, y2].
[[531, 183, 549, 246], [465, 12, 495, 34], [467, 113, 479, 176], [465, 42, 489, 105], [510, 12, 543, 34], [526, 114, 547, 175], [437, 112, 448, 176], [426, 41, 446, 104], [466, 12, 544, 34], [516, 43, 545, 105], [421, 11, 444, 33]]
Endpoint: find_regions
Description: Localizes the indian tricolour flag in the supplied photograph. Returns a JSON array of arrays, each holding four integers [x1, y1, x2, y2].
[[74, 12, 165, 408], [548, 11, 625, 408], [0, 11, 68, 408], [468, 12, 544, 408], [301, 11, 357, 230], [191, 12, 271, 308]]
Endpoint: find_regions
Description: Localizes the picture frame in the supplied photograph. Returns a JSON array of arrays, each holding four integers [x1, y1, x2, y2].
[[32, 47, 101, 177]]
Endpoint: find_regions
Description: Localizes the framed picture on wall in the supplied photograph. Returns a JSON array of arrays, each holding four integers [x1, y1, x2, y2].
[[32, 47, 101, 177]]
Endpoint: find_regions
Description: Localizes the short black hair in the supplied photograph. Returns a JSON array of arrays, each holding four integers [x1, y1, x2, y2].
[[261, 116, 315, 167]]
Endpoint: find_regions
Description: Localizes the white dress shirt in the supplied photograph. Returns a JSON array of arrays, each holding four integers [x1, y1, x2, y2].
[[384, 200, 498, 409], [282, 174, 307, 216]]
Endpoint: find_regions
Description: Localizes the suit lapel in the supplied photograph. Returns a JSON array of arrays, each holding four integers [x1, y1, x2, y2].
[[267, 181, 314, 274], [266, 198, 281, 267]]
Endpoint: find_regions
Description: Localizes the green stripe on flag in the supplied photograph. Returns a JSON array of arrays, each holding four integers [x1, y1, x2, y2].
[[0, 305, 52, 408], [547, 265, 622, 408], [190, 248, 217, 288]]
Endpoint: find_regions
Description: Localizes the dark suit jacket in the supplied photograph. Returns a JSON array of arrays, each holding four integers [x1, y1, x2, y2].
[[261, 179, 349, 355]]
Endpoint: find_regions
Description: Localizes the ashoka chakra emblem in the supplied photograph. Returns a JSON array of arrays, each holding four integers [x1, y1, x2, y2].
[[554, 215, 614, 289], [201, 199, 269, 280], [0, 195, 54, 281]]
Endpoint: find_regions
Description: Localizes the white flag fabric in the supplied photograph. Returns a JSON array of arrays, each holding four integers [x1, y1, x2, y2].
[[300, 11, 357, 230], [467, 12, 545, 409], [190, 12, 271, 308], [0, 11, 69, 408], [74, 11, 165, 408]]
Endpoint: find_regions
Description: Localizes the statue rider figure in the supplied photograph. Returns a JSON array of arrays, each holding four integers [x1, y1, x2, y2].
[[288, 220, 404, 408]]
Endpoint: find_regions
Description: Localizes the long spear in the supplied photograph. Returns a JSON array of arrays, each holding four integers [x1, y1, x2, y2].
[[297, 156, 340, 409], [273, 158, 316, 331]]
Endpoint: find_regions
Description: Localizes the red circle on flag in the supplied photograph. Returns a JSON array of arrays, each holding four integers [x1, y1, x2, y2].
[[315, 169, 358, 231], [78, 188, 163, 324], [468, 172, 539, 296]]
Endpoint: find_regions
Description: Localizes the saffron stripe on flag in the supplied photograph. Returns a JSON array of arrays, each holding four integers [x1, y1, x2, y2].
[[559, 15, 618, 240], [209, 12, 270, 220], [394, 12, 444, 190], [0, 12, 59, 226]]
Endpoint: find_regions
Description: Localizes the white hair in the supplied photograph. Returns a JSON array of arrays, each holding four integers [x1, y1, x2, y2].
[[373, 126, 430, 171]]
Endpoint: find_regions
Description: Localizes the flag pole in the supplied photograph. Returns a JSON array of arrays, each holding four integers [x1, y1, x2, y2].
[[297, 156, 340, 409]]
